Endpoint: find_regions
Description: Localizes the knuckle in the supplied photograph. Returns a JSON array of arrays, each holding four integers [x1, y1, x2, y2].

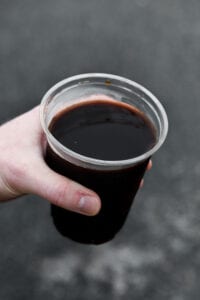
[[7, 163, 28, 189], [51, 182, 71, 207], [0, 175, 20, 200]]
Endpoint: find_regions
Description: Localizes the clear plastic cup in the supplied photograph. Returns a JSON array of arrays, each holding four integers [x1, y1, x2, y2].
[[40, 73, 168, 244]]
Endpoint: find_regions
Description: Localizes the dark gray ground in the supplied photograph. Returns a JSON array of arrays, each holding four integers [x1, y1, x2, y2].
[[1, 1, 200, 299]]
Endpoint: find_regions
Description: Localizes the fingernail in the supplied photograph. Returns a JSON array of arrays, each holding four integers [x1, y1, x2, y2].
[[78, 196, 101, 216]]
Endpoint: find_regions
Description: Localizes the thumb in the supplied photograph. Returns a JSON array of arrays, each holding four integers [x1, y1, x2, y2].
[[24, 160, 101, 216]]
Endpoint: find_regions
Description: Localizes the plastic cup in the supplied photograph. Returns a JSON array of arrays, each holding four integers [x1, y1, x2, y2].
[[40, 73, 168, 244]]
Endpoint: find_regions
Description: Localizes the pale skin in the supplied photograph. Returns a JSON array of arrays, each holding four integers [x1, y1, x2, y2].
[[0, 106, 152, 215]]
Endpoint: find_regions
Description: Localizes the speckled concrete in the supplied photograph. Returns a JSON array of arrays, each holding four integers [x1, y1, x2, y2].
[[0, 1, 200, 299]]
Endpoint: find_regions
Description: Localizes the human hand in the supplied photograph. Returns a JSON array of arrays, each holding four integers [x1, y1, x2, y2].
[[0, 106, 152, 215], [0, 106, 101, 216]]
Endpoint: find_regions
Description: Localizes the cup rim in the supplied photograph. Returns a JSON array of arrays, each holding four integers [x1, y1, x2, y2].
[[40, 73, 168, 168]]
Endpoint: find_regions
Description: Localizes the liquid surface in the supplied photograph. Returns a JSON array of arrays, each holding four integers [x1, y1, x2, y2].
[[50, 100, 156, 160]]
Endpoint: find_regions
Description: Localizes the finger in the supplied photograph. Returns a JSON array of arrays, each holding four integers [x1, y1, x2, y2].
[[23, 161, 101, 216], [147, 160, 152, 171], [0, 175, 21, 202], [139, 179, 144, 188], [140, 160, 152, 188]]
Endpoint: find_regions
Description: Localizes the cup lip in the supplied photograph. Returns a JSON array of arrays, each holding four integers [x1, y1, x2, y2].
[[40, 73, 168, 168]]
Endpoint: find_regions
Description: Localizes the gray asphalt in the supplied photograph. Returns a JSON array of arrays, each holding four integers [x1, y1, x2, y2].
[[0, 1, 200, 299]]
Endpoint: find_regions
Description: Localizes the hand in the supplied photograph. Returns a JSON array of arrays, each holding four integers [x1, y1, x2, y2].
[[0, 106, 101, 216], [0, 106, 152, 215]]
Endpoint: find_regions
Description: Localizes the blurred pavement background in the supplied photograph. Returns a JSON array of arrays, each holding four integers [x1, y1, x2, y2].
[[0, 1, 200, 299]]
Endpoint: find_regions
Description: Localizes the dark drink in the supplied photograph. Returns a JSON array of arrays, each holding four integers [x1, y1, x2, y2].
[[40, 73, 168, 245], [45, 99, 156, 244]]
